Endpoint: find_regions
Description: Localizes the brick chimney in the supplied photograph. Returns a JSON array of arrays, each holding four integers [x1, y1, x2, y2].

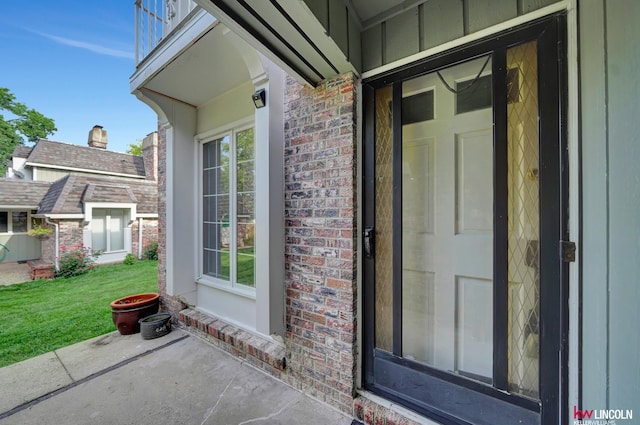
[[142, 131, 158, 181], [88, 125, 108, 149]]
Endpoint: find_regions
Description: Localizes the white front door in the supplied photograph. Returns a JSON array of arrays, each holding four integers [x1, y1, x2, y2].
[[401, 56, 494, 380]]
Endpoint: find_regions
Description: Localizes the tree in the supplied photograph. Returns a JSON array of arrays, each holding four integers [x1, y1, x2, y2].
[[0, 88, 56, 176], [126, 139, 143, 155]]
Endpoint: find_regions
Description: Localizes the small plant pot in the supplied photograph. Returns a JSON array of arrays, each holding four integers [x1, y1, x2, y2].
[[139, 313, 172, 340], [110, 293, 160, 335]]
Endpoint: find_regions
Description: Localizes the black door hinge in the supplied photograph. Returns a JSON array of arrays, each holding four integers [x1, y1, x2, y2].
[[560, 240, 576, 262]]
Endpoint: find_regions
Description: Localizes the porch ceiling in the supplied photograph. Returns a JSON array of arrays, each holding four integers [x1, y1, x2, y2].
[[197, 0, 367, 84], [143, 23, 251, 108]]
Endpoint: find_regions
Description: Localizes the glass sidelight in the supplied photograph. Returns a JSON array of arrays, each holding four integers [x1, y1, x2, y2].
[[506, 40, 540, 399], [374, 86, 394, 353]]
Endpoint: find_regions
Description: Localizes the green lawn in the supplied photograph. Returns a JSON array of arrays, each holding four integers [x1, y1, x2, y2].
[[0, 260, 158, 368]]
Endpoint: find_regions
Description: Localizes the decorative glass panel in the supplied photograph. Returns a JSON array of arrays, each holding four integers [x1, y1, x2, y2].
[[506, 40, 540, 399], [374, 85, 393, 352]]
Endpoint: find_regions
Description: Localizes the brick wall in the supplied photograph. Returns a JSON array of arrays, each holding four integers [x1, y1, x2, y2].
[[41, 219, 158, 264], [155, 123, 182, 314], [142, 131, 158, 181], [131, 219, 158, 259], [40, 220, 84, 264], [39, 224, 57, 264], [156, 74, 360, 414], [281, 72, 358, 413]]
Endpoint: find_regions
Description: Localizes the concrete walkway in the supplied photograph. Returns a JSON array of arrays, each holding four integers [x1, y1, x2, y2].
[[0, 329, 353, 425], [0, 262, 31, 286]]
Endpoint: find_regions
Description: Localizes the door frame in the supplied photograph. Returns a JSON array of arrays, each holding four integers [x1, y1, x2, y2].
[[362, 13, 569, 425]]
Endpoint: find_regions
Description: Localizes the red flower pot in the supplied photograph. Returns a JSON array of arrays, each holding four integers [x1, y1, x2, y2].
[[110, 293, 160, 335]]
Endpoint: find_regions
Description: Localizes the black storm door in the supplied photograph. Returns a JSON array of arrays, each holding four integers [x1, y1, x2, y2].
[[362, 14, 568, 425]]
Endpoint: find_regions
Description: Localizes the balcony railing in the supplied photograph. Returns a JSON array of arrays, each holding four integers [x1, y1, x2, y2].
[[135, 0, 198, 65]]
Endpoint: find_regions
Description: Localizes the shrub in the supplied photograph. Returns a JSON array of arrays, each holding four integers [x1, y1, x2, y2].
[[143, 241, 158, 261], [57, 244, 96, 278], [123, 253, 137, 265]]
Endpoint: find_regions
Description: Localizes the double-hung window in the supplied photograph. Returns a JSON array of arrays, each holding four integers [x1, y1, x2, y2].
[[202, 126, 256, 289]]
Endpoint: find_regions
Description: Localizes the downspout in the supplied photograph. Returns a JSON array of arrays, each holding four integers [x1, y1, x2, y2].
[[138, 217, 143, 259], [45, 217, 59, 272]]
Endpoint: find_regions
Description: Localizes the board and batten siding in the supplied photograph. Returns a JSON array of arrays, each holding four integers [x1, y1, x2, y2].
[[302, 0, 362, 72], [33, 168, 71, 183], [359, 0, 560, 72], [580, 0, 640, 413]]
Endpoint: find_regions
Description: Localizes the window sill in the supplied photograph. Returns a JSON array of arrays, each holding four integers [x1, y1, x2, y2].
[[196, 277, 256, 300]]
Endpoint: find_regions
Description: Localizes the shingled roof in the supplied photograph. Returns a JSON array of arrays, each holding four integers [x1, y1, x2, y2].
[[37, 174, 157, 215], [25, 139, 146, 178], [0, 179, 52, 208], [11, 145, 33, 158]]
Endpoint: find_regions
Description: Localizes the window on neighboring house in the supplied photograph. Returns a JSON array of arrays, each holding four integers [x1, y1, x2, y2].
[[12, 212, 28, 233], [202, 127, 256, 289], [0, 212, 7, 233], [0, 211, 29, 233], [91, 208, 126, 252]]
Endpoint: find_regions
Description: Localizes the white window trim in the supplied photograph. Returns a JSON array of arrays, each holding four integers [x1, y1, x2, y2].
[[196, 117, 257, 296], [0, 210, 32, 234], [84, 202, 137, 223], [189, 68, 286, 338], [83, 202, 136, 254]]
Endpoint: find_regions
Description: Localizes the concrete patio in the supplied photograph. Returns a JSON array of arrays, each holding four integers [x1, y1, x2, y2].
[[0, 261, 32, 286], [0, 329, 354, 425]]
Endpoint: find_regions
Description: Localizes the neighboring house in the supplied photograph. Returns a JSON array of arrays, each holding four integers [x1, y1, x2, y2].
[[130, 1, 639, 425], [0, 126, 158, 266], [0, 180, 52, 263]]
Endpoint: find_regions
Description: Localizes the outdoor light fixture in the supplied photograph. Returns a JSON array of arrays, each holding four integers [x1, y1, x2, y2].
[[252, 89, 266, 108]]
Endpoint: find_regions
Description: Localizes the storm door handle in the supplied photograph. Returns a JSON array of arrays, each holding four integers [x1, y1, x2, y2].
[[364, 226, 375, 259]]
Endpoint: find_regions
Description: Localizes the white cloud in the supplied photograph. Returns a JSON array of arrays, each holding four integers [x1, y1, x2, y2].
[[38, 32, 132, 59]]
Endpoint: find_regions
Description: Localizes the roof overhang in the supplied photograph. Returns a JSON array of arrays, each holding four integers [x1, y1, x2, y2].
[[26, 162, 145, 180], [195, 0, 360, 84], [0, 205, 39, 210], [136, 213, 159, 218], [34, 214, 85, 219]]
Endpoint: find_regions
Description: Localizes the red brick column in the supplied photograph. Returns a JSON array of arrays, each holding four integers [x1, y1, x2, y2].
[[282, 72, 358, 413], [156, 123, 179, 314]]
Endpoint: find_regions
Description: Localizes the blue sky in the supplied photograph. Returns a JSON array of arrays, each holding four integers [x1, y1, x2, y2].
[[1, 1, 157, 153]]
